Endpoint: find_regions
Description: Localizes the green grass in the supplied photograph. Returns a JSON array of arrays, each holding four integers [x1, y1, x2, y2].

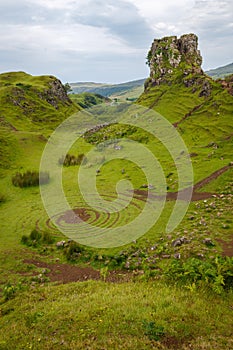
[[0, 281, 232, 349]]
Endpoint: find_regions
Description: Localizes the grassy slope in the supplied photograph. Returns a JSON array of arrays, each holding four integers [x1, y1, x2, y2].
[[138, 75, 233, 183], [0, 71, 232, 349], [0, 71, 80, 175], [206, 62, 233, 79], [0, 282, 233, 349], [69, 92, 111, 108]]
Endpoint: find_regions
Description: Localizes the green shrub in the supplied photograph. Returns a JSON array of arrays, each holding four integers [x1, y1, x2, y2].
[[12, 171, 49, 188], [2, 282, 23, 301], [30, 229, 42, 241], [21, 229, 54, 247], [63, 241, 86, 261], [164, 256, 233, 294], [58, 153, 87, 167], [0, 194, 6, 204]]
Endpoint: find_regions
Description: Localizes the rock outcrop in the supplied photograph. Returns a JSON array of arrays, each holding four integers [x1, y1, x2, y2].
[[39, 77, 72, 109], [218, 74, 233, 95], [146, 33, 204, 88]]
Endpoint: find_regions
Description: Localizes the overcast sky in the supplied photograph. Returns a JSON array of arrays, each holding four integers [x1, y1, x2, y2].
[[0, 0, 232, 83]]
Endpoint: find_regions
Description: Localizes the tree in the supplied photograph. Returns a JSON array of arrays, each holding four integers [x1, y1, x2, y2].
[[63, 82, 72, 93]]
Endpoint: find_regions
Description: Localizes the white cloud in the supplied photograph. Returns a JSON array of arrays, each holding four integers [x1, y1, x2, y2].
[[0, 0, 232, 81]]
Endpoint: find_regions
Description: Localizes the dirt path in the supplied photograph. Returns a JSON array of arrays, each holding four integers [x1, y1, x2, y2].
[[194, 165, 231, 191], [173, 103, 204, 128], [23, 259, 132, 284], [166, 164, 232, 201]]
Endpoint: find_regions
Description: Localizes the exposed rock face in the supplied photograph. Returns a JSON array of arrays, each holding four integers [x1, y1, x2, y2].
[[40, 77, 72, 109], [146, 33, 203, 87], [219, 74, 233, 95]]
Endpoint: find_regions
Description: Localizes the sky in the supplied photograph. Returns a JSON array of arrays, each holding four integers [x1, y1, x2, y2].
[[0, 0, 232, 83]]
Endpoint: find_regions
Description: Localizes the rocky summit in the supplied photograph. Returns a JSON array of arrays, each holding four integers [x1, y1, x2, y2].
[[146, 33, 204, 88]]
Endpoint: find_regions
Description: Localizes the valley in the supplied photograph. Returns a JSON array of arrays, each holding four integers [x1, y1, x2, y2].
[[0, 34, 232, 350]]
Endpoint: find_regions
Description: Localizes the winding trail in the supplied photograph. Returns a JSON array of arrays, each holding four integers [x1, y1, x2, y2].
[[135, 164, 232, 202]]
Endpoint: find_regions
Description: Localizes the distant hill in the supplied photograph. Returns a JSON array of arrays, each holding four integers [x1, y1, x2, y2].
[[69, 92, 111, 108], [70, 79, 146, 100], [206, 62, 233, 79], [69, 63, 233, 100]]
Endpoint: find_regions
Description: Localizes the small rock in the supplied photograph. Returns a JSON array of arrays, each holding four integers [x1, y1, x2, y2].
[[199, 218, 207, 226], [172, 239, 182, 247], [56, 240, 66, 248], [174, 253, 181, 259], [202, 238, 214, 246], [161, 254, 171, 259]]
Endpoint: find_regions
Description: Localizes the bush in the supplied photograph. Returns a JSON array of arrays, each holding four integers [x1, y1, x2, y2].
[[3, 283, 17, 301], [12, 171, 49, 188], [58, 153, 87, 167], [63, 241, 86, 261], [2, 282, 23, 301], [21, 229, 54, 247], [0, 194, 6, 204], [164, 256, 233, 294]]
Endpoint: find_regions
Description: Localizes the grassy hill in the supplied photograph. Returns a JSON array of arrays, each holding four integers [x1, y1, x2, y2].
[[0, 71, 79, 130], [0, 37, 233, 350], [69, 92, 111, 108], [0, 71, 80, 176], [70, 78, 146, 101], [206, 62, 233, 79]]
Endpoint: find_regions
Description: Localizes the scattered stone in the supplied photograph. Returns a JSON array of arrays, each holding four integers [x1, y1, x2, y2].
[[161, 254, 171, 259], [174, 253, 181, 259], [203, 238, 215, 246], [124, 261, 130, 269], [56, 240, 66, 248], [172, 236, 189, 247], [172, 239, 182, 247], [199, 218, 207, 226]]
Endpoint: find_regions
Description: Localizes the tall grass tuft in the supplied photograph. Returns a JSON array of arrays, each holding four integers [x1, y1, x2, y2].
[[58, 153, 87, 167], [12, 171, 49, 188]]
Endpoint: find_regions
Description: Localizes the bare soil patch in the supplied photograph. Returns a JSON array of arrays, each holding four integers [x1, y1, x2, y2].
[[216, 237, 233, 257], [23, 259, 131, 284]]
